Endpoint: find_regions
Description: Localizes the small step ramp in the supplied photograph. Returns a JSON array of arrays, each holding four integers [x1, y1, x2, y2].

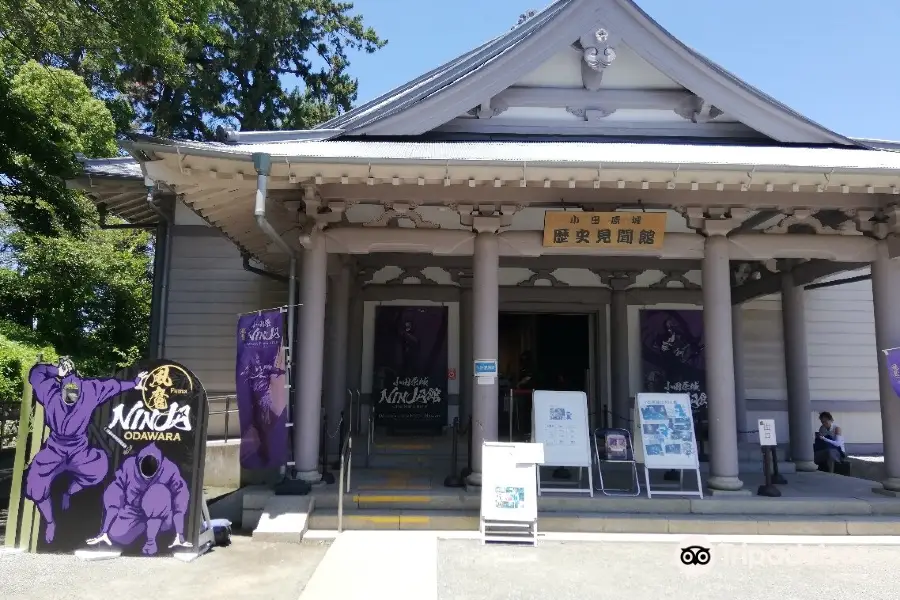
[[252, 495, 314, 543]]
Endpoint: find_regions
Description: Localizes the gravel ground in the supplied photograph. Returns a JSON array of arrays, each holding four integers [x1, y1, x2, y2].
[[0, 535, 330, 600]]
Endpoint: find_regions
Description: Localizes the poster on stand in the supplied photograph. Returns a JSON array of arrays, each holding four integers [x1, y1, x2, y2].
[[6, 358, 209, 557], [236, 310, 288, 469], [635, 393, 699, 470], [640, 309, 708, 457], [531, 390, 591, 468], [372, 306, 448, 429], [480, 442, 542, 523]]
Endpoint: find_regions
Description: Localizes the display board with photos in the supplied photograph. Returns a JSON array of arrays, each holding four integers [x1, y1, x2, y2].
[[635, 393, 700, 470]]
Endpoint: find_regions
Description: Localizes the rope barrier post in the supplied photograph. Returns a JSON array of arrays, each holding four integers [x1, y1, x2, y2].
[[461, 414, 473, 479], [320, 413, 335, 485], [444, 417, 464, 488], [757, 445, 781, 497]]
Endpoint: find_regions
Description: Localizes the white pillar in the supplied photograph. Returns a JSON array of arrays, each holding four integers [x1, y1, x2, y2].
[[702, 234, 743, 491], [781, 271, 817, 471], [324, 261, 351, 454], [294, 229, 327, 480], [466, 231, 500, 486], [871, 240, 900, 492], [731, 304, 749, 442]]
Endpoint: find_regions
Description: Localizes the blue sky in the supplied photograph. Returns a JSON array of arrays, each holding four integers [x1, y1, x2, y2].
[[338, 0, 900, 140]]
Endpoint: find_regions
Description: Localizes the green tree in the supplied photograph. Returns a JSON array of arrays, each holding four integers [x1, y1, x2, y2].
[[133, 0, 386, 139]]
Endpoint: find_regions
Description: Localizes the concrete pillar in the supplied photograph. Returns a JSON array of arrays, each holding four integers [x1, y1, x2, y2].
[[781, 271, 817, 471], [324, 261, 351, 454], [731, 304, 749, 442], [466, 231, 500, 486], [702, 234, 743, 491], [347, 286, 364, 433], [609, 288, 630, 429], [294, 228, 327, 480], [871, 240, 900, 492], [459, 283, 474, 427]]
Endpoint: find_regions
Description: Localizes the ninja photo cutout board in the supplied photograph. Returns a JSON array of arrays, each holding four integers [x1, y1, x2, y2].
[[8, 358, 209, 556]]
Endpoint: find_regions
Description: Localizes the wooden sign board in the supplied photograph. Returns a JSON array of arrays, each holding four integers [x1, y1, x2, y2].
[[542, 211, 667, 249]]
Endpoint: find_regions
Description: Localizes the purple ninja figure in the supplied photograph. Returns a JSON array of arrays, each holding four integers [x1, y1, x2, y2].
[[239, 354, 285, 464], [86, 443, 192, 555], [25, 357, 147, 543]]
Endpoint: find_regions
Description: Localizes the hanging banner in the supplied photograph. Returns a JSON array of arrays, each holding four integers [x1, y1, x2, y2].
[[640, 309, 707, 459], [6, 357, 209, 557], [236, 310, 287, 470], [372, 306, 448, 429], [542, 211, 667, 249], [882, 347, 900, 399]]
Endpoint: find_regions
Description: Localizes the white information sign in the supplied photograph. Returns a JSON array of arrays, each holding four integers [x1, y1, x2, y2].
[[480, 442, 543, 545], [757, 419, 777, 446], [480, 442, 543, 522], [531, 390, 592, 468], [635, 393, 700, 470]]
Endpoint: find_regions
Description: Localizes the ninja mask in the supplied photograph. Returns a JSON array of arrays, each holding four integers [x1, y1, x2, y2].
[[63, 383, 79, 406]]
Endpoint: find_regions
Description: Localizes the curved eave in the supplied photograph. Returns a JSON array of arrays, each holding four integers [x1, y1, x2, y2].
[[326, 0, 859, 146], [68, 159, 159, 225]]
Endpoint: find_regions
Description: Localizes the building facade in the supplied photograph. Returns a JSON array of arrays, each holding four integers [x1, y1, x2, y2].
[[75, 0, 900, 493]]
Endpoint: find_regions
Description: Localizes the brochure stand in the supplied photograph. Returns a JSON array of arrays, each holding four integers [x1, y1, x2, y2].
[[480, 442, 544, 546], [634, 393, 703, 499]]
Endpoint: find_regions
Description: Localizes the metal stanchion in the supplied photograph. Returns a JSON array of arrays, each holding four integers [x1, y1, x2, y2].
[[320, 413, 336, 485], [461, 414, 473, 479], [444, 417, 464, 488], [757, 446, 781, 497], [770, 445, 787, 484]]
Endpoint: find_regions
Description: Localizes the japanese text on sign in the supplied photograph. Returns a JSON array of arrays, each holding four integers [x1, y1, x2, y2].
[[542, 211, 667, 249]]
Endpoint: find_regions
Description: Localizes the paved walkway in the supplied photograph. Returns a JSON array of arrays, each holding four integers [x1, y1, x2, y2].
[[3, 531, 900, 599]]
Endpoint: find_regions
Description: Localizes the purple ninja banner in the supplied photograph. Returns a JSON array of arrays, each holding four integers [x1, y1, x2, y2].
[[882, 347, 900, 398], [640, 309, 708, 459], [236, 310, 287, 469], [7, 358, 209, 557], [372, 306, 448, 429]]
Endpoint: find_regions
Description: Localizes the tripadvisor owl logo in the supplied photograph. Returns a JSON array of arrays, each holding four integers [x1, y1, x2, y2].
[[108, 364, 193, 442]]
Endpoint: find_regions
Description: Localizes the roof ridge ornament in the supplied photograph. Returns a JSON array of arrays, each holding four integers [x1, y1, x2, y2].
[[512, 9, 538, 29]]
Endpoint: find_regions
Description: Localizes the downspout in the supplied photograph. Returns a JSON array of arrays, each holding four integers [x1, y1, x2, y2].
[[252, 153, 298, 474], [804, 273, 871, 291], [145, 179, 172, 359]]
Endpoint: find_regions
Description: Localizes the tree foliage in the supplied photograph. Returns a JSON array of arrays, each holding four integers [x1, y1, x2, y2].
[[0, 0, 384, 396]]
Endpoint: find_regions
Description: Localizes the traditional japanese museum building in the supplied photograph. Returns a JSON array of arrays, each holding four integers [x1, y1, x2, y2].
[[75, 0, 900, 494]]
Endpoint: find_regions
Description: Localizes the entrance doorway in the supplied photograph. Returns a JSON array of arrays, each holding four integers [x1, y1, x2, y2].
[[499, 312, 593, 440]]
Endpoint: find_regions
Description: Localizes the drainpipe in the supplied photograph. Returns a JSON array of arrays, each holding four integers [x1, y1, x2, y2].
[[252, 153, 298, 472], [146, 179, 172, 359]]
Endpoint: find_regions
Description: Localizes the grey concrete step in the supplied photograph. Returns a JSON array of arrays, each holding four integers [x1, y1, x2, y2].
[[308, 508, 900, 535]]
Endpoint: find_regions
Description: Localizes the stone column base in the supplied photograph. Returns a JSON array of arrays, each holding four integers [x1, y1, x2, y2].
[[793, 460, 818, 472], [874, 477, 900, 495], [465, 472, 482, 487], [707, 475, 744, 491], [296, 469, 323, 484]]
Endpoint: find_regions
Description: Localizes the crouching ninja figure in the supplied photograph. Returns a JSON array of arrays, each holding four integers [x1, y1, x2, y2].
[[24, 357, 147, 543], [86, 443, 192, 555]]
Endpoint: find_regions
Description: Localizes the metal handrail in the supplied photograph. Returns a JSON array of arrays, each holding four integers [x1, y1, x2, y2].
[[337, 423, 353, 533], [207, 394, 239, 442], [365, 403, 375, 468]]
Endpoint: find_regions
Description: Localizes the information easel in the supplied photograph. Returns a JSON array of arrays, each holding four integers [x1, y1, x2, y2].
[[531, 390, 593, 496], [634, 393, 703, 499], [480, 442, 544, 546]]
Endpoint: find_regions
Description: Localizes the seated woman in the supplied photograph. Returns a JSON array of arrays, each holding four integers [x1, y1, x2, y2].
[[814, 411, 846, 472]]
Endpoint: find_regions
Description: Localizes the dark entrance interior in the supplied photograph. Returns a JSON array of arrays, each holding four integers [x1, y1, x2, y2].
[[499, 312, 592, 439]]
